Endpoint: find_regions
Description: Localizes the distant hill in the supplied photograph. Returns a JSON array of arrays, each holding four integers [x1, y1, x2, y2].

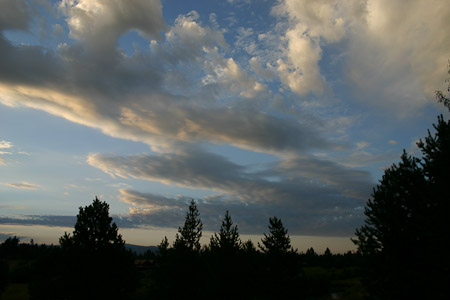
[[125, 244, 158, 255]]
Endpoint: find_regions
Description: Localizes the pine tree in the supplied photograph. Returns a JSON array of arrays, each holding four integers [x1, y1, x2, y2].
[[354, 101, 450, 299], [259, 216, 292, 255], [158, 236, 170, 257], [60, 196, 124, 251], [173, 199, 203, 253], [209, 211, 241, 255], [33, 197, 136, 300]]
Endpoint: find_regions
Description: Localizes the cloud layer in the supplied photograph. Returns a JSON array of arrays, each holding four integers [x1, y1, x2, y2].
[[1, 0, 449, 237], [87, 147, 371, 235]]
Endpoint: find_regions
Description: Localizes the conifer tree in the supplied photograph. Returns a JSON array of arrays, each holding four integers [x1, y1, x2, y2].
[[259, 216, 292, 255], [209, 211, 241, 255], [158, 236, 170, 256], [354, 98, 450, 299], [60, 196, 124, 251], [173, 200, 203, 253]]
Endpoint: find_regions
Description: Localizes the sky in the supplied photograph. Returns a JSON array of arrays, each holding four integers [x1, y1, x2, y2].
[[0, 0, 449, 253]]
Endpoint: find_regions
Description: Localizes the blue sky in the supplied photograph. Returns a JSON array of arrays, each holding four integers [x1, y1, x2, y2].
[[0, 0, 449, 252]]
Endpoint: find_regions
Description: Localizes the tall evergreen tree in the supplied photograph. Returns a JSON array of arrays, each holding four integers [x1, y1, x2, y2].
[[60, 196, 124, 251], [157, 236, 170, 256], [209, 210, 241, 255], [32, 197, 136, 300], [259, 216, 292, 255], [354, 101, 450, 299], [173, 199, 203, 253], [259, 217, 299, 298]]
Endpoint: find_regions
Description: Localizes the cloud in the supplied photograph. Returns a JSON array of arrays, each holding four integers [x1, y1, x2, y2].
[[271, 0, 356, 96], [59, 0, 165, 56], [87, 147, 372, 204], [88, 147, 372, 235], [0, 0, 30, 31], [0, 215, 75, 227], [249, 57, 275, 79], [269, 0, 450, 113], [0, 1, 336, 157], [116, 188, 365, 236], [2, 0, 446, 238], [0, 140, 13, 149], [0, 140, 12, 165], [4, 182, 39, 190], [344, 0, 450, 114]]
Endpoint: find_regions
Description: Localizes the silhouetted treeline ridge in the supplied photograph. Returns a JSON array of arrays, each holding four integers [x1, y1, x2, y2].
[[0, 198, 364, 300]]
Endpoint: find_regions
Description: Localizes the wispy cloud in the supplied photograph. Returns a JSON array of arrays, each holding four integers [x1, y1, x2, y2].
[[4, 182, 40, 190], [0, 215, 75, 228]]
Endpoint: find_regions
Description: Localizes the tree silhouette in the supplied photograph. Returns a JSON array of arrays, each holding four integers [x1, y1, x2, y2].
[[209, 210, 241, 255], [241, 239, 257, 254], [157, 236, 170, 257], [354, 102, 450, 299], [157, 200, 204, 298], [173, 199, 203, 253], [258, 217, 299, 298], [60, 196, 124, 251], [259, 216, 292, 255], [30, 197, 136, 300]]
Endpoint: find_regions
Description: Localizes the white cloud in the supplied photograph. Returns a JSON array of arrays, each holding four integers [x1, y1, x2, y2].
[[59, 0, 165, 53], [0, 140, 13, 149], [270, 0, 450, 114], [271, 0, 357, 96], [160, 10, 227, 62], [3, 182, 40, 190], [0, 140, 13, 165], [214, 57, 268, 99], [249, 57, 275, 79], [356, 141, 369, 150], [345, 0, 450, 114]]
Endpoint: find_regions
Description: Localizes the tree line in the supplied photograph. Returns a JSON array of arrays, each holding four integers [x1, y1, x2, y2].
[[0, 198, 363, 299]]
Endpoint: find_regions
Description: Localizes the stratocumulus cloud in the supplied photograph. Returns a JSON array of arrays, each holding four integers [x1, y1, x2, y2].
[[117, 189, 365, 236], [86, 147, 371, 235]]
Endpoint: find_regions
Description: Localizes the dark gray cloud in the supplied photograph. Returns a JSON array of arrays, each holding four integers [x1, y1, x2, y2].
[[0, 214, 130, 232], [88, 147, 372, 235], [272, 155, 373, 199], [0, 215, 75, 227], [0, 0, 29, 31], [88, 147, 372, 203], [117, 189, 365, 236]]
